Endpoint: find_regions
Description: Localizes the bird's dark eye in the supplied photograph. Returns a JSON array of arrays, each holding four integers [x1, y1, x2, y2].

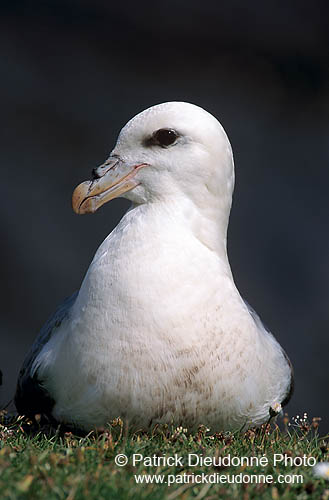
[[153, 128, 178, 147]]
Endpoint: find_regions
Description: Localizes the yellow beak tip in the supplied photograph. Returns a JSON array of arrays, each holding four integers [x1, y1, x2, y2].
[[72, 181, 93, 214]]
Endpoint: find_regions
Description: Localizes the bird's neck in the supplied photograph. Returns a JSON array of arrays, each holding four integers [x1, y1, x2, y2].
[[73, 197, 236, 339], [127, 197, 232, 263]]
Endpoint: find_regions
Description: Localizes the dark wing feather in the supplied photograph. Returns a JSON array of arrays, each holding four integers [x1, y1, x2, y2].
[[15, 291, 78, 418]]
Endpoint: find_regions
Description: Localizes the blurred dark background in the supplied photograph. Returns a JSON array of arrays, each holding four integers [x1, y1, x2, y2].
[[1, 1, 328, 431]]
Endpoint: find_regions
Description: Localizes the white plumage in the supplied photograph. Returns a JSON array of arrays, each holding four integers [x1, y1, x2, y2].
[[16, 102, 293, 431]]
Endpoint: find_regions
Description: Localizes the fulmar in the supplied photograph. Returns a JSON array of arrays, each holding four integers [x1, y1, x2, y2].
[[15, 102, 293, 431]]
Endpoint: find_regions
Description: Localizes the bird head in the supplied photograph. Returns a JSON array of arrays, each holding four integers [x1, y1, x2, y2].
[[72, 102, 234, 216]]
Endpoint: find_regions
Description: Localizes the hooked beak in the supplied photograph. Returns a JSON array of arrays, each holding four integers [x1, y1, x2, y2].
[[72, 156, 148, 214]]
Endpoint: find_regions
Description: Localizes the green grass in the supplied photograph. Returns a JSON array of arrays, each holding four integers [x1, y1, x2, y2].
[[0, 413, 328, 499]]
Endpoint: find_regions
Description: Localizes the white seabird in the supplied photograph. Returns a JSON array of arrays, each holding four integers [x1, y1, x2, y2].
[[15, 102, 293, 431]]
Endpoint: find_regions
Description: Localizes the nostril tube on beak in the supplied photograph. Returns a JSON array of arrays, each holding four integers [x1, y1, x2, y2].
[[92, 168, 100, 180]]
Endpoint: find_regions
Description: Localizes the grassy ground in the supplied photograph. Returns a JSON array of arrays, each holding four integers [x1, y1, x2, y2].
[[0, 413, 328, 499]]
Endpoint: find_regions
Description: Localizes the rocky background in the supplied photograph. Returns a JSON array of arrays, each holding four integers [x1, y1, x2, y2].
[[1, 1, 328, 430]]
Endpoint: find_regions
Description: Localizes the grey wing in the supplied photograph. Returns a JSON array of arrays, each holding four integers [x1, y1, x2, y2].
[[244, 299, 294, 408], [15, 291, 78, 418]]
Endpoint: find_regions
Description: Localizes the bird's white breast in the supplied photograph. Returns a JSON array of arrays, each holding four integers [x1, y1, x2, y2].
[[36, 202, 290, 430]]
